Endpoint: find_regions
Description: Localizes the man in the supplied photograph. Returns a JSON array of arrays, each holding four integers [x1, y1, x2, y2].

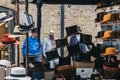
[[22, 28, 42, 62], [43, 30, 61, 68], [70, 27, 91, 61]]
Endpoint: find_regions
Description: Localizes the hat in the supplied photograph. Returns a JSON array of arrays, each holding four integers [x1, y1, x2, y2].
[[65, 25, 81, 37], [1, 34, 20, 45], [111, 30, 120, 38], [95, 31, 105, 38], [5, 67, 31, 80], [0, 60, 11, 67], [102, 30, 113, 39], [102, 47, 116, 56], [101, 14, 111, 23], [45, 49, 59, 61], [49, 30, 55, 35], [81, 34, 93, 45], [19, 12, 34, 32], [67, 43, 82, 56], [0, 13, 13, 23], [95, 12, 107, 22], [8, 26, 25, 38], [56, 38, 68, 48], [59, 57, 71, 66]]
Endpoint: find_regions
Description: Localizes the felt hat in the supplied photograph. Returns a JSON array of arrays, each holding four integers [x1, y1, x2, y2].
[[102, 30, 112, 39], [102, 47, 116, 56], [5, 67, 31, 80], [95, 31, 105, 38], [56, 38, 68, 48]]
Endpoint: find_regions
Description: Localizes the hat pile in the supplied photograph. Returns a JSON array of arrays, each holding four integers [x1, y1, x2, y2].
[[102, 47, 116, 56]]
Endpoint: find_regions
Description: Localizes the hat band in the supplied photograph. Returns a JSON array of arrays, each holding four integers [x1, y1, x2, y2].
[[10, 74, 26, 77], [0, 64, 6, 67]]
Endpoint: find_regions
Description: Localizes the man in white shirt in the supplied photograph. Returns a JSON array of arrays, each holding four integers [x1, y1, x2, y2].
[[43, 30, 61, 68]]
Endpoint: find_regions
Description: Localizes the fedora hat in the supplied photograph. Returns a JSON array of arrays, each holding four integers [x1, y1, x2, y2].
[[5, 67, 31, 80], [0, 60, 11, 67], [95, 12, 107, 22], [0, 13, 13, 23], [102, 47, 116, 56], [81, 34, 93, 45], [101, 14, 111, 23], [65, 25, 81, 37], [1, 34, 20, 45], [56, 38, 68, 48], [102, 30, 113, 39], [95, 31, 105, 38], [48, 30, 55, 35]]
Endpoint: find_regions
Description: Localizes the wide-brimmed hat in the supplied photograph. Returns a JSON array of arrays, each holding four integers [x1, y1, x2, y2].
[[48, 30, 55, 35], [5, 67, 31, 80], [56, 38, 68, 48], [100, 14, 111, 23], [102, 47, 116, 56], [102, 30, 113, 39], [0, 34, 20, 45], [95, 12, 107, 22], [0, 12, 13, 23], [95, 31, 105, 38]]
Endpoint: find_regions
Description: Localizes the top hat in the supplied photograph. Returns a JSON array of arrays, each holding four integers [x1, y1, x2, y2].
[[56, 38, 68, 48], [102, 47, 116, 56], [95, 31, 105, 38], [65, 25, 81, 37], [102, 30, 113, 39], [5, 67, 31, 80], [100, 14, 111, 23], [67, 43, 82, 56], [19, 12, 34, 32], [81, 34, 93, 45], [45, 49, 59, 61], [59, 57, 71, 66]]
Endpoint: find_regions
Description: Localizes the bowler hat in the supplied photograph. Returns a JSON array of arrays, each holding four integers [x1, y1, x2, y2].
[[56, 38, 68, 48], [102, 47, 116, 56]]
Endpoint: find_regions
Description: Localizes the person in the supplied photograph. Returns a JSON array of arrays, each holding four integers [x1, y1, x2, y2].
[[43, 30, 61, 68], [22, 28, 42, 63], [70, 27, 92, 61]]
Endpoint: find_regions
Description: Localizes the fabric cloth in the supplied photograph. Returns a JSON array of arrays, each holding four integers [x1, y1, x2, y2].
[[43, 37, 61, 68], [22, 36, 42, 61]]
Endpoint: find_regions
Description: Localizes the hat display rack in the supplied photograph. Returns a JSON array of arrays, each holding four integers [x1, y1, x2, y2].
[[95, 3, 120, 78]]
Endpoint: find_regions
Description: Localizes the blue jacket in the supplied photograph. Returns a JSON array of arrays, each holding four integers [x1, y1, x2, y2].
[[22, 36, 42, 56]]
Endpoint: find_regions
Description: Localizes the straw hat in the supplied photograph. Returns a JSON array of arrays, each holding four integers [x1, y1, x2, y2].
[[5, 67, 31, 80], [0, 60, 11, 67], [102, 30, 112, 39], [102, 47, 116, 56], [49, 30, 55, 35]]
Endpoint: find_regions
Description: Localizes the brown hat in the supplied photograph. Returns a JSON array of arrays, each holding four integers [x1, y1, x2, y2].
[[102, 30, 112, 39]]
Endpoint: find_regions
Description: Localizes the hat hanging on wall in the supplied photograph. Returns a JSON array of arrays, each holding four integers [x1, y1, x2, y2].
[[65, 25, 81, 37], [56, 38, 68, 48], [19, 12, 34, 32], [95, 31, 105, 38], [102, 47, 116, 56], [100, 14, 111, 23], [45, 49, 59, 61], [67, 43, 82, 56], [95, 12, 107, 22], [59, 57, 71, 66], [102, 30, 113, 39]]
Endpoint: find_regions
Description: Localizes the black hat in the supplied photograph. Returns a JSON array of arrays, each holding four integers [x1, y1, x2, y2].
[[95, 31, 105, 38], [59, 57, 71, 66], [81, 34, 93, 45], [56, 38, 68, 48], [45, 49, 59, 61], [67, 43, 82, 56], [65, 25, 81, 37], [95, 12, 107, 22]]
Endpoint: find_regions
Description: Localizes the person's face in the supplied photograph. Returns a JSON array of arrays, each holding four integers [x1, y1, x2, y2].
[[49, 34, 54, 39], [32, 32, 37, 38]]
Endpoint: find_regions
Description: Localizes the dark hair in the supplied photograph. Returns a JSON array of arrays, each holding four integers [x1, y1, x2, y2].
[[31, 28, 37, 33]]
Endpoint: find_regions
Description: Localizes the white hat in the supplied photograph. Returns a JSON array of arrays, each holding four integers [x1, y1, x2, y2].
[[49, 30, 55, 35], [0, 60, 11, 67], [0, 13, 13, 23], [5, 67, 31, 80]]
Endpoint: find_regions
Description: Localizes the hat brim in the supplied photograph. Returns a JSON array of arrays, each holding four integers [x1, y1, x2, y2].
[[101, 52, 116, 56], [5, 76, 31, 80]]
